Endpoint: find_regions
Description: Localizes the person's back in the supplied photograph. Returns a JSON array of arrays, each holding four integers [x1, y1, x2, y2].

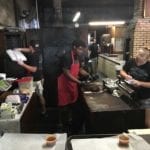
[[26, 49, 42, 81], [89, 39, 99, 59], [88, 38, 99, 76]]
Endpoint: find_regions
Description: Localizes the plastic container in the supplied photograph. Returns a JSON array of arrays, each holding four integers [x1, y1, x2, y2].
[[17, 77, 33, 94]]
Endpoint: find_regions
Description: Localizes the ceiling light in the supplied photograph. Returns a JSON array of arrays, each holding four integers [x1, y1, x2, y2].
[[88, 21, 125, 26], [73, 12, 81, 22], [75, 23, 79, 28]]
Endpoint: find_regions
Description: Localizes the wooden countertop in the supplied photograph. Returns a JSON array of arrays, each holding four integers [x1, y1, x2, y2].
[[84, 91, 131, 112]]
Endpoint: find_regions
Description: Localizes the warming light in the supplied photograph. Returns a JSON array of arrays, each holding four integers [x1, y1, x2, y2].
[[73, 12, 81, 22], [88, 21, 125, 26]]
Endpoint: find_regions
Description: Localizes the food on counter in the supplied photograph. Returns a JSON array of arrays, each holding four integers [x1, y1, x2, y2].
[[0, 80, 12, 91], [5, 95, 21, 104], [83, 84, 100, 92], [0, 102, 17, 119], [42, 134, 56, 147], [17, 76, 33, 94], [19, 88, 31, 95], [118, 133, 129, 146], [90, 85, 100, 92], [0, 91, 13, 103]]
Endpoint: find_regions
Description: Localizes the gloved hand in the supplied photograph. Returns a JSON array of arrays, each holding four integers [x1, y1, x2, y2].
[[88, 75, 93, 81], [80, 81, 87, 86]]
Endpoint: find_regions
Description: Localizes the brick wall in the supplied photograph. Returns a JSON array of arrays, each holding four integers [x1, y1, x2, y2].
[[133, 18, 150, 56], [132, 0, 150, 57]]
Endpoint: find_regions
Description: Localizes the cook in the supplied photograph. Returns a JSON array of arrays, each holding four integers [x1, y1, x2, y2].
[[57, 39, 90, 134]]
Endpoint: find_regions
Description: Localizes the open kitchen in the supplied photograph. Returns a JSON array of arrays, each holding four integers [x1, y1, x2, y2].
[[0, 0, 150, 149]]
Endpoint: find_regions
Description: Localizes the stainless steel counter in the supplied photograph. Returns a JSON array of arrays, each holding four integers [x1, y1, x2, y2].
[[99, 54, 125, 65], [98, 54, 125, 78], [0, 133, 67, 150]]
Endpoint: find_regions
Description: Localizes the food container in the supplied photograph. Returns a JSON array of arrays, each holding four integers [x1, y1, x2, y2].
[[17, 77, 33, 94], [42, 134, 56, 147], [118, 133, 129, 146], [46, 134, 56, 145]]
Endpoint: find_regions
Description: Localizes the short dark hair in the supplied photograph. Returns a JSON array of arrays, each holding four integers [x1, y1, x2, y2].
[[29, 40, 39, 48], [72, 40, 86, 48]]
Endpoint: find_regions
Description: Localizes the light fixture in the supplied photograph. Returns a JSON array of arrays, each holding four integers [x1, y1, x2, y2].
[[75, 23, 79, 28], [73, 11, 81, 22], [88, 21, 125, 26]]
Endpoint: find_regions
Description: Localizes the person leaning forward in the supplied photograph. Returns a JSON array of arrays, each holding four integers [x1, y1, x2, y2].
[[120, 47, 150, 127], [14, 40, 47, 116], [57, 40, 90, 134], [120, 47, 150, 99]]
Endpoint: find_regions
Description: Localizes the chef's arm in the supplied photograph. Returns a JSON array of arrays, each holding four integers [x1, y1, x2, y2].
[[120, 69, 133, 80], [139, 81, 150, 88], [14, 47, 31, 53], [63, 68, 81, 84], [120, 70, 150, 88], [131, 80, 150, 88], [79, 68, 90, 77], [18, 61, 37, 73]]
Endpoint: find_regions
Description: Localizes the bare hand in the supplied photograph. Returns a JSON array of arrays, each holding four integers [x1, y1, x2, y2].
[[14, 48, 20, 51], [17, 60, 24, 66], [130, 79, 141, 87], [125, 75, 133, 80]]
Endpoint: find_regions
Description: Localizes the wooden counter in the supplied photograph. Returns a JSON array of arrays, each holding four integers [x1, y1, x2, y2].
[[84, 92, 131, 112], [84, 91, 145, 134]]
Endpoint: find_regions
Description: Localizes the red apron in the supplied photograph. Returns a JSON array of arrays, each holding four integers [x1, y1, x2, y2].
[[58, 51, 80, 106]]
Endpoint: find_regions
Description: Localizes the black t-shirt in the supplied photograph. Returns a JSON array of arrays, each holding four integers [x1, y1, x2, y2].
[[61, 51, 85, 71], [89, 43, 98, 59], [26, 52, 42, 81], [123, 58, 150, 99]]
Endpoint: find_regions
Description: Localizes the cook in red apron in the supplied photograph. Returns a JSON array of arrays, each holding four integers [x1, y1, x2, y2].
[[58, 51, 80, 106]]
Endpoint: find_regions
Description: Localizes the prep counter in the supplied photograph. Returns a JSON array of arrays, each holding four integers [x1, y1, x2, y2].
[[83, 90, 145, 134], [65, 133, 150, 150], [0, 92, 40, 133], [98, 54, 125, 78], [0, 133, 67, 150]]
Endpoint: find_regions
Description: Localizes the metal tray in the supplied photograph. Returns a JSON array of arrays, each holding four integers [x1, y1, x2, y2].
[[65, 134, 114, 150]]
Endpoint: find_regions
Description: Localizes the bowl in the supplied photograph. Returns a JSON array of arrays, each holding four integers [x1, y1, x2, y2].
[[118, 133, 129, 146], [45, 134, 56, 146]]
